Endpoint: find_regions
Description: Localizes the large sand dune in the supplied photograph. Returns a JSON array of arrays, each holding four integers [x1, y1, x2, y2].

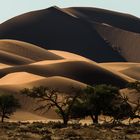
[[0, 7, 125, 62]]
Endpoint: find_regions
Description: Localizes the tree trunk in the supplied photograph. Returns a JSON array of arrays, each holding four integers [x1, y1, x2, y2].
[[1, 115, 4, 123], [94, 114, 98, 124], [62, 116, 68, 126], [90, 114, 95, 124]]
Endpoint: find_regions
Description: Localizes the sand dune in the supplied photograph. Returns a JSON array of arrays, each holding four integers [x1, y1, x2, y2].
[[100, 62, 140, 71], [65, 7, 140, 33], [0, 7, 125, 62], [0, 72, 45, 85], [120, 66, 140, 80], [0, 49, 34, 65], [0, 60, 129, 88], [0, 74, 86, 93], [0, 6, 140, 62], [0, 74, 87, 118], [0, 40, 63, 63], [49, 50, 91, 62], [94, 23, 140, 62], [0, 63, 11, 69], [100, 62, 140, 80]]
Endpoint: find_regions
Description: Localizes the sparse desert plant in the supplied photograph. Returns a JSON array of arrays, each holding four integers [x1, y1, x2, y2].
[[0, 94, 20, 122], [64, 129, 82, 140], [21, 86, 81, 126], [46, 121, 65, 129]]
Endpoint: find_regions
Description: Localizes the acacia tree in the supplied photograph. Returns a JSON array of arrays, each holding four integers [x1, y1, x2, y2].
[[21, 86, 81, 126], [0, 94, 20, 122], [104, 95, 134, 123], [70, 84, 120, 124], [85, 85, 120, 124]]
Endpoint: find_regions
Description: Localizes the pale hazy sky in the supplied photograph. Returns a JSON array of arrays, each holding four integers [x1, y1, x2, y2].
[[0, 0, 140, 23]]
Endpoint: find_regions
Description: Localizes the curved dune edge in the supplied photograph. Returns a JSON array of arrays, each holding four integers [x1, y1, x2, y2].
[[100, 62, 140, 80], [0, 72, 45, 85], [0, 40, 63, 66], [0, 60, 130, 87], [0, 63, 11, 69], [49, 50, 92, 62]]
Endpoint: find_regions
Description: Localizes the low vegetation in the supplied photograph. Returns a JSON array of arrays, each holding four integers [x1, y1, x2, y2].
[[0, 121, 140, 140]]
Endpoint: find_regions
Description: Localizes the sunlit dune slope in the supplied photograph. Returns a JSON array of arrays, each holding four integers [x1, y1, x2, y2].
[[0, 72, 45, 85], [100, 62, 140, 80], [94, 23, 140, 62], [120, 66, 140, 81], [0, 72, 86, 93], [0, 63, 11, 69]]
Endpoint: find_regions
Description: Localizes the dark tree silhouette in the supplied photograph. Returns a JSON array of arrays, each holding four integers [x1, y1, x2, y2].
[[127, 81, 140, 92], [21, 86, 81, 126], [0, 94, 20, 122], [70, 84, 120, 124]]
